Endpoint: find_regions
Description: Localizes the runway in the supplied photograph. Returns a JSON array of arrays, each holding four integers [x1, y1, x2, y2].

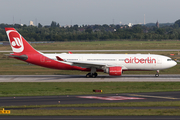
[[1, 91, 180, 107], [0, 74, 180, 82]]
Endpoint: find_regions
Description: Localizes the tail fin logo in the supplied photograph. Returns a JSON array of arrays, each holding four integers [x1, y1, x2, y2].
[[6, 30, 24, 53]]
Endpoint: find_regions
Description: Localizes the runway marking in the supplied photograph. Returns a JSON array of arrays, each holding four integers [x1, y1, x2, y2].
[[77, 96, 145, 101], [127, 94, 179, 100]]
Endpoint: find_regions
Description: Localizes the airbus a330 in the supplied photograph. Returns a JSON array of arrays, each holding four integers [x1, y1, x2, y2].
[[5, 28, 177, 78]]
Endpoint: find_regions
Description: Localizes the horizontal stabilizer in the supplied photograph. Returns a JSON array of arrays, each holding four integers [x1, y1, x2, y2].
[[6, 54, 28, 60]]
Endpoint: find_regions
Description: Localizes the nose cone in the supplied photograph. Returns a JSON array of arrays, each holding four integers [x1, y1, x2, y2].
[[172, 61, 177, 67], [163, 59, 177, 69]]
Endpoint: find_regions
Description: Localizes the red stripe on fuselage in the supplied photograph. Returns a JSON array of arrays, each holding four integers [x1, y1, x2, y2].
[[15, 53, 90, 71]]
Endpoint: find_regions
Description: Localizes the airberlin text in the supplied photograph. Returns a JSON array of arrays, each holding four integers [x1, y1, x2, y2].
[[124, 57, 156, 64]]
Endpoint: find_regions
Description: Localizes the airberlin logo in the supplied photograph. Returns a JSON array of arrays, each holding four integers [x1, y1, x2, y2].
[[6, 30, 24, 53], [12, 37, 22, 47], [124, 57, 156, 64]]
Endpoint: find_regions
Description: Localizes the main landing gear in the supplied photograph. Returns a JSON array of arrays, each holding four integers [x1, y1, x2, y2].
[[86, 67, 98, 78], [155, 70, 159, 77], [86, 72, 98, 78]]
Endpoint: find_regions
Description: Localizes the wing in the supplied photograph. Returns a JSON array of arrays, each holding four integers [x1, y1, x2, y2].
[[70, 61, 107, 69], [56, 56, 127, 70]]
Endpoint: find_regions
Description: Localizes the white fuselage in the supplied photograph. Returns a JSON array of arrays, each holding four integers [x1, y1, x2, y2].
[[44, 53, 177, 71]]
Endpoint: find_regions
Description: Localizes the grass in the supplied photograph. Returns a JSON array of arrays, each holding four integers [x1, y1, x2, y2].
[[1, 40, 180, 51], [0, 82, 180, 97], [32, 40, 180, 50], [3, 109, 180, 116], [2, 101, 180, 116], [2, 101, 180, 108]]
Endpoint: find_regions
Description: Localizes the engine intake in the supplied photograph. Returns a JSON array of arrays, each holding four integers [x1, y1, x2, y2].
[[104, 66, 122, 76]]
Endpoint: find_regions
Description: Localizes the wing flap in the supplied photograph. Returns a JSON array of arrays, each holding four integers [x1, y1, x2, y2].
[[71, 61, 107, 68]]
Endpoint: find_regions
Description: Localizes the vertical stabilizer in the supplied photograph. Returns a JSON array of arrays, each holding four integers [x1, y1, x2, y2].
[[5, 28, 38, 54]]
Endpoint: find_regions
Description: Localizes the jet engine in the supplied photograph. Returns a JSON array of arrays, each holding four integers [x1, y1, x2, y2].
[[104, 66, 122, 76]]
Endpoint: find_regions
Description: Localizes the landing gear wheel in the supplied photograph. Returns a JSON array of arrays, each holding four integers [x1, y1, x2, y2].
[[86, 73, 91, 78], [92, 73, 98, 78], [155, 74, 159, 77], [86, 72, 98, 78], [155, 70, 159, 77]]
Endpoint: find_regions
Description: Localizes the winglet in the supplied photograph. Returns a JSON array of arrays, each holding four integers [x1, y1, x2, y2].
[[56, 56, 64, 61]]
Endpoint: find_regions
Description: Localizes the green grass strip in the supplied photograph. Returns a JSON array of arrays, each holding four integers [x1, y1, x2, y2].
[[0, 82, 180, 97], [2, 101, 180, 109], [3, 109, 180, 116]]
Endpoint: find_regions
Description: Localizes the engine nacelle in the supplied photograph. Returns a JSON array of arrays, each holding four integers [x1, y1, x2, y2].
[[104, 66, 122, 76]]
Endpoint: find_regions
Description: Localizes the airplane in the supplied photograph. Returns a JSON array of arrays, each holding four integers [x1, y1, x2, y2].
[[5, 27, 177, 78]]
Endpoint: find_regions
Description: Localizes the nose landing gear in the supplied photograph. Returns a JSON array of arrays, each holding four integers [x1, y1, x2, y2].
[[155, 70, 159, 77]]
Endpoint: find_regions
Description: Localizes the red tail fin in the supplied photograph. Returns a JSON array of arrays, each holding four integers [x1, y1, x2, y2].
[[5, 28, 39, 54]]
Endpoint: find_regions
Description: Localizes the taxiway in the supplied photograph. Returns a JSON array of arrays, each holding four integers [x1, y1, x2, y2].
[[1, 91, 180, 107], [1, 49, 180, 53], [0, 74, 180, 82]]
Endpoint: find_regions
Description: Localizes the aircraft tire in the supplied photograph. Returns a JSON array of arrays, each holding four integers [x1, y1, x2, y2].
[[86, 73, 91, 78], [92, 73, 98, 78], [155, 74, 159, 77]]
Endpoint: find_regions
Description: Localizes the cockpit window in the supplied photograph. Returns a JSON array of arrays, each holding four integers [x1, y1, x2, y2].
[[167, 59, 173, 61]]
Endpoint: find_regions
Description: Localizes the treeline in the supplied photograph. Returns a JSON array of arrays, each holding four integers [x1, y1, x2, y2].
[[0, 20, 180, 41]]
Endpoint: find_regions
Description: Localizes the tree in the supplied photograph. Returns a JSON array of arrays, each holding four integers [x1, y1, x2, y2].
[[57, 23, 60, 27], [174, 19, 180, 28], [38, 23, 43, 28], [155, 28, 165, 35], [51, 21, 57, 27], [132, 25, 143, 33], [85, 27, 92, 33], [73, 24, 79, 31]]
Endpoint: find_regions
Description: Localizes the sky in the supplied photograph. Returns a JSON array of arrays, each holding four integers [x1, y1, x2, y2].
[[0, 0, 180, 26]]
